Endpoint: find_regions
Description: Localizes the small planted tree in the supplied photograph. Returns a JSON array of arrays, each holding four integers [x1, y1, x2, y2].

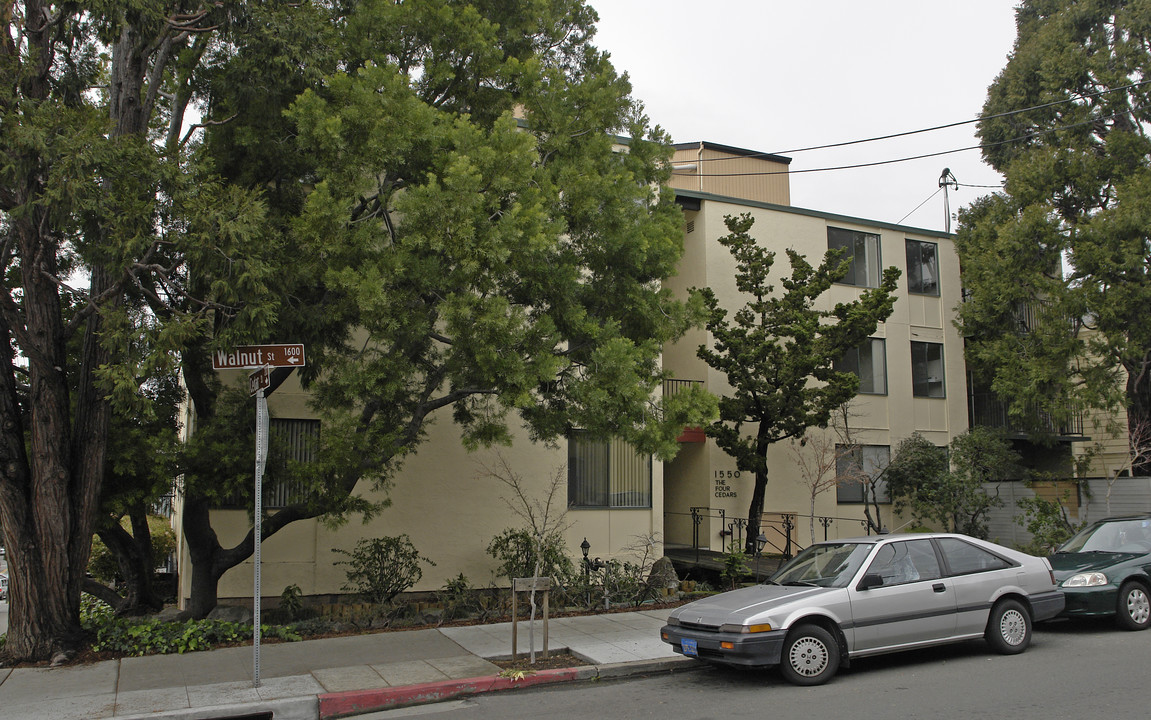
[[789, 431, 851, 544], [480, 454, 570, 664]]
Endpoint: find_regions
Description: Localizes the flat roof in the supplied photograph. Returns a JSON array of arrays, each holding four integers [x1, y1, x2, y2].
[[672, 141, 792, 166]]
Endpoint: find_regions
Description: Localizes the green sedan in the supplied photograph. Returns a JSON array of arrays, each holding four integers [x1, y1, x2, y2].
[[1049, 514, 1151, 631]]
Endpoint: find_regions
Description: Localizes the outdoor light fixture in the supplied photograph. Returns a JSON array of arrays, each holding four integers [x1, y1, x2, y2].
[[754, 532, 768, 582], [580, 537, 591, 560]]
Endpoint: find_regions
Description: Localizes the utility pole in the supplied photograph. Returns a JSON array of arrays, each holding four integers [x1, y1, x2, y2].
[[939, 168, 958, 234]]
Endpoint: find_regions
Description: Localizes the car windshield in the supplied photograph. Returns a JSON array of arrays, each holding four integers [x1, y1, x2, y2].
[[1059, 519, 1151, 553], [770, 542, 872, 588]]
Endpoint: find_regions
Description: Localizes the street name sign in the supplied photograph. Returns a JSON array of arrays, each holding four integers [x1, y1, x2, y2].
[[213, 344, 306, 370], [248, 366, 271, 396]]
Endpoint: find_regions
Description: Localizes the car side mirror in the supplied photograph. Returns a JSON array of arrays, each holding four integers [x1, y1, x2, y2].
[[857, 573, 884, 591]]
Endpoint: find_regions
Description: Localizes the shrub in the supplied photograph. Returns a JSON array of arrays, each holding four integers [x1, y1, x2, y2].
[[486, 528, 575, 583], [80, 593, 301, 656], [333, 535, 435, 604], [720, 542, 750, 590], [1015, 493, 1082, 555], [436, 574, 479, 622]]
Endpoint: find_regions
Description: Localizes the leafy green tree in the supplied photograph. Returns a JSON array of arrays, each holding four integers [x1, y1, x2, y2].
[[957, 0, 1151, 467], [0, 2, 275, 662], [86, 366, 183, 616], [175, 0, 714, 617], [885, 428, 1018, 538], [698, 214, 899, 554]]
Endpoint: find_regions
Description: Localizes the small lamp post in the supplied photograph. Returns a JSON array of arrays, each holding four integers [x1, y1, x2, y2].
[[754, 532, 768, 582], [580, 538, 591, 577]]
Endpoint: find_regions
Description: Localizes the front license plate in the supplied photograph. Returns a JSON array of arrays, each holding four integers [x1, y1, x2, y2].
[[681, 638, 698, 656]]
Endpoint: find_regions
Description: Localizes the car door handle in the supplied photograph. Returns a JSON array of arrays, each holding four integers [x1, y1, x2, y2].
[[933, 583, 947, 593]]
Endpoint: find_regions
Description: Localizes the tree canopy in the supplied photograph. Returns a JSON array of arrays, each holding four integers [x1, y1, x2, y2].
[[1, 0, 715, 659], [698, 214, 899, 553], [957, 0, 1151, 466]]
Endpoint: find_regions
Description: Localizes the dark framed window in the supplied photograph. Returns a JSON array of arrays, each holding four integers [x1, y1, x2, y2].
[[828, 227, 881, 288], [911, 341, 945, 398], [906, 239, 940, 295], [936, 537, 1014, 575], [568, 432, 652, 509], [836, 444, 890, 504], [835, 338, 887, 395], [216, 418, 320, 509]]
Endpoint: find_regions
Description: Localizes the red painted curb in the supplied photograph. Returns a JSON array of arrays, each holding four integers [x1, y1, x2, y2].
[[318, 668, 583, 719]]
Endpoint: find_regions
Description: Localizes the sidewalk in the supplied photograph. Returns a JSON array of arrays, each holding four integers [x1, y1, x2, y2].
[[0, 609, 695, 720]]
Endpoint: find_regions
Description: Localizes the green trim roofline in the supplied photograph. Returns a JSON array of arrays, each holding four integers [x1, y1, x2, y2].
[[673, 188, 954, 240], [672, 141, 792, 166]]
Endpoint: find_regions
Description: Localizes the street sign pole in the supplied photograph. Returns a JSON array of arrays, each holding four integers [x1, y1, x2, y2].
[[252, 383, 270, 688], [228, 346, 305, 689]]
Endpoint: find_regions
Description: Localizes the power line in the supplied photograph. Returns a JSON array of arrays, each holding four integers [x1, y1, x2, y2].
[[671, 104, 1150, 178], [897, 188, 943, 226], [680, 79, 1151, 162]]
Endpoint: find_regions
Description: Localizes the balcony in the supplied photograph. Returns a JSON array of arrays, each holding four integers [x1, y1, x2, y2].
[[969, 392, 1085, 439], [664, 379, 706, 442]]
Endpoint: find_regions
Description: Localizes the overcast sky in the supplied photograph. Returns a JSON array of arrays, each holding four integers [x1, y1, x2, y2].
[[588, 1, 1021, 233]]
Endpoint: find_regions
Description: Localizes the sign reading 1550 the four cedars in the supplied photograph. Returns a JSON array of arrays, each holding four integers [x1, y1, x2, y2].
[[212, 344, 306, 370]]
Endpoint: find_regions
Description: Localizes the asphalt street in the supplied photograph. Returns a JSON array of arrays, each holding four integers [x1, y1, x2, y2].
[[397, 618, 1147, 720]]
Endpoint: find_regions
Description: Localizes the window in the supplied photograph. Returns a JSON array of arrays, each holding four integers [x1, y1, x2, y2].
[[905, 239, 940, 295], [835, 338, 887, 395], [568, 432, 652, 509], [836, 444, 890, 504], [267, 418, 320, 508], [864, 539, 942, 587], [828, 227, 881, 288], [936, 537, 1014, 575], [911, 341, 945, 398], [215, 418, 320, 509]]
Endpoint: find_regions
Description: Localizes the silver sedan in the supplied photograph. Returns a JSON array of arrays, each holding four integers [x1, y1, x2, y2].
[[660, 533, 1064, 685]]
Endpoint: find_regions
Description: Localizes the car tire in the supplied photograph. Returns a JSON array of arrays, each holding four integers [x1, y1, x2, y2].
[[985, 598, 1031, 654], [1115, 581, 1151, 631], [779, 624, 840, 686]]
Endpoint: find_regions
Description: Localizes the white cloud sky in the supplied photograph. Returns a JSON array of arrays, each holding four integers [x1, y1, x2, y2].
[[588, 0, 1020, 232]]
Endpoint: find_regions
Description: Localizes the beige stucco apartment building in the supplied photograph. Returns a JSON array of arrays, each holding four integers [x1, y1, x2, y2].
[[174, 141, 971, 606]]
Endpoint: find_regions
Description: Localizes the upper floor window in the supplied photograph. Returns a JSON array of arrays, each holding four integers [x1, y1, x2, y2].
[[835, 338, 887, 395], [911, 341, 945, 398], [906, 239, 940, 296], [828, 227, 881, 288], [568, 432, 652, 509]]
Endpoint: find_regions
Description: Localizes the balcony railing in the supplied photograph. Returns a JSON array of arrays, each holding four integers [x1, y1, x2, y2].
[[969, 392, 1084, 438], [663, 379, 706, 442]]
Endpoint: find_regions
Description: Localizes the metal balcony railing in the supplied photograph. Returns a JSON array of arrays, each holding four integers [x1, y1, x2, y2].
[[969, 392, 1084, 437]]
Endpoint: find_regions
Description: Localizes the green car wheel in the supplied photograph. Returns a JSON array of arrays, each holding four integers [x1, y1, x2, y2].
[[1116, 582, 1151, 631]]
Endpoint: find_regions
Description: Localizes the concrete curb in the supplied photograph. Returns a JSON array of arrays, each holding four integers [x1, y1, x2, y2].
[[318, 657, 701, 719], [115, 695, 318, 720]]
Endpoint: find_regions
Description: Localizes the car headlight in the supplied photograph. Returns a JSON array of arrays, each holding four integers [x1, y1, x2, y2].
[[666, 615, 681, 626], [720, 623, 774, 634], [1062, 572, 1108, 587]]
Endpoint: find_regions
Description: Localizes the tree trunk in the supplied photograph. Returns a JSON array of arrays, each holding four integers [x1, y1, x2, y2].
[[1127, 365, 1151, 476], [182, 496, 225, 619], [96, 513, 163, 615], [744, 466, 769, 556]]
